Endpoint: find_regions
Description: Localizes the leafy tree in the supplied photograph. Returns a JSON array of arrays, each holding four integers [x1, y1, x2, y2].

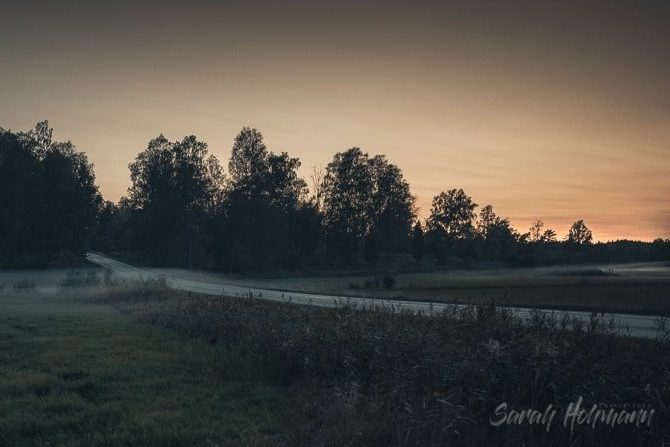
[[212, 127, 309, 270], [267, 151, 308, 210], [483, 217, 517, 260], [427, 189, 477, 239], [127, 134, 224, 264], [322, 148, 372, 253], [212, 190, 289, 271], [363, 232, 379, 264], [476, 205, 498, 239], [289, 202, 323, 257], [529, 220, 544, 242], [567, 219, 593, 245], [0, 122, 101, 267], [368, 155, 415, 252], [541, 228, 557, 242], [228, 127, 269, 196], [411, 222, 425, 261], [91, 199, 133, 253], [228, 127, 307, 208], [321, 148, 414, 260]]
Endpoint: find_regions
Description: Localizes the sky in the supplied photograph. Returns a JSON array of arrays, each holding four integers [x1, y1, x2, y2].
[[1, 0, 668, 241]]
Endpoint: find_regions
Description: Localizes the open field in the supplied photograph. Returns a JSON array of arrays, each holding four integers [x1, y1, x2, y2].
[[1, 284, 668, 446], [0, 289, 292, 446], [5, 259, 669, 316]]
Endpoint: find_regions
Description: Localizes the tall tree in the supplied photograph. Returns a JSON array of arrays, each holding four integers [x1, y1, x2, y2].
[[529, 220, 544, 242], [321, 148, 371, 250], [427, 189, 477, 240], [228, 127, 307, 207], [127, 134, 224, 264], [321, 148, 414, 260], [483, 216, 517, 260], [476, 205, 497, 239], [228, 127, 269, 195], [212, 127, 309, 271], [567, 219, 593, 245], [0, 122, 101, 267], [368, 155, 415, 252]]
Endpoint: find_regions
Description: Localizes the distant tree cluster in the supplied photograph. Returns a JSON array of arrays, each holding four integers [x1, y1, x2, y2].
[[2, 121, 669, 270], [0, 122, 101, 268]]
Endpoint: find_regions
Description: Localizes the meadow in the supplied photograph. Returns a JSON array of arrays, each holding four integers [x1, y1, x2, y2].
[[0, 278, 668, 446]]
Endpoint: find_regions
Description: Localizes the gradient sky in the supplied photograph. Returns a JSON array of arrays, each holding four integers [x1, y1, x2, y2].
[[1, 0, 668, 241]]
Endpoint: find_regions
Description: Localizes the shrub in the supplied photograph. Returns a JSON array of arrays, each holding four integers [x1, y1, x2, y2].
[[382, 275, 395, 288]]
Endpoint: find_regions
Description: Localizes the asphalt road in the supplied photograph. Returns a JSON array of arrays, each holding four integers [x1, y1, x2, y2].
[[86, 252, 664, 339]]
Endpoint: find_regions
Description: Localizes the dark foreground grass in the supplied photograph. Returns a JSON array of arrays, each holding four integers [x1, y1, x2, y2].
[[0, 291, 292, 446], [1, 285, 669, 446], [124, 288, 670, 446]]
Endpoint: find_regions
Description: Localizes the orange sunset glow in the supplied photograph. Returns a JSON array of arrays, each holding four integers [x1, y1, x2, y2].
[[1, 0, 668, 241]]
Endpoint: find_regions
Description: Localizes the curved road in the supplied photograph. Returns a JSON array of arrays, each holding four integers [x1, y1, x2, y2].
[[86, 252, 664, 339]]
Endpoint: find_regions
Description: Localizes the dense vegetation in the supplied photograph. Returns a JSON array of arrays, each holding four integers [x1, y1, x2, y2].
[[1, 122, 668, 270], [147, 294, 668, 446], [0, 123, 101, 268], [1, 281, 666, 446]]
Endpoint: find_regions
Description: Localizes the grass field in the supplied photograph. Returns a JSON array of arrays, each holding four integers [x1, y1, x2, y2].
[[0, 290, 293, 446], [3, 261, 670, 315], [1, 283, 668, 446]]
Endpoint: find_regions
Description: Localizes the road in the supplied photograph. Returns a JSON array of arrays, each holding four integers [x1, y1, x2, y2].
[[86, 252, 664, 339]]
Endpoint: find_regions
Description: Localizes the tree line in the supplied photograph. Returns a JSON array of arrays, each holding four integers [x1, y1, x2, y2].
[[1, 122, 668, 270]]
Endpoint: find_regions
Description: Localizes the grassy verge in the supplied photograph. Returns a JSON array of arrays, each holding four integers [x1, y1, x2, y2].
[[237, 271, 670, 315], [1, 284, 669, 446]]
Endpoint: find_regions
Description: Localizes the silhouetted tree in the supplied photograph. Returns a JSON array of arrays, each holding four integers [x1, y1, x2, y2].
[[411, 222, 425, 261], [476, 205, 497, 239], [126, 134, 224, 265], [368, 155, 416, 252], [267, 151, 308, 210], [483, 217, 517, 261], [363, 232, 379, 264], [541, 228, 557, 242], [228, 128, 307, 206], [228, 127, 269, 196], [212, 191, 289, 271], [321, 148, 414, 260], [428, 189, 477, 240], [290, 202, 323, 257], [0, 122, 101, 267], [567, 219, 593, 245], [322, 148, 372, 259], [211, 127, 309, 270], [529, 220, 544, 242]]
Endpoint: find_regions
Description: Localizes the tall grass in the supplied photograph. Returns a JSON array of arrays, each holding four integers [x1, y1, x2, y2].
[[107, 287, 669, 447]]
